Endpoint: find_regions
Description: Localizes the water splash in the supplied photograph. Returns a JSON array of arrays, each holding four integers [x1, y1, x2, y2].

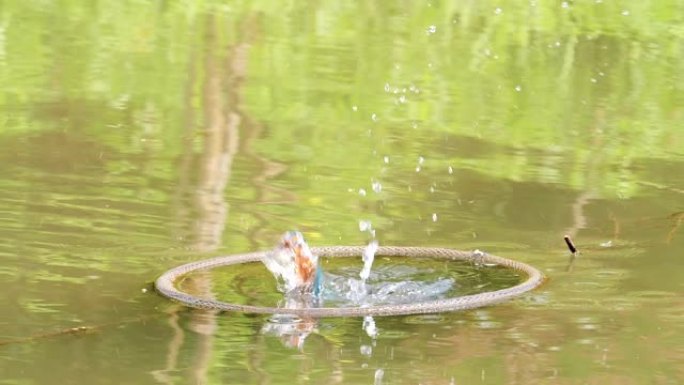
[[360, 240, 378, 282], [363, 315, 378, 338], [261, 244, 299, 293], [262, 231, 454, 309], [374, 369, 384, 385], [358, 220, 372, 233], [359, 220, 376, 238]]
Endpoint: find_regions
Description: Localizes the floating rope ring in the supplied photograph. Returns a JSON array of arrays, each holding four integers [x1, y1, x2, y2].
[[155, 246, 545, 317]]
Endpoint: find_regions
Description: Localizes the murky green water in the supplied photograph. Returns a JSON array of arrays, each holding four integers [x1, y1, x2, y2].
[[1, 1, 684, 384]]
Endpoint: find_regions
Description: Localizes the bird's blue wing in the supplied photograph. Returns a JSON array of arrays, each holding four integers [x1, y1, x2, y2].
[[312, 266, 324, 297]]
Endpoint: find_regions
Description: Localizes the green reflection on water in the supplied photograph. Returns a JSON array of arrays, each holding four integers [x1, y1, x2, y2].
[[1, 1, 683, 384]]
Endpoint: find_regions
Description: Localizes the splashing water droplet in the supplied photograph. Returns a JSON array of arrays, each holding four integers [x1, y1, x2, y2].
[[430, 186, 435, 193], [384, 83, 390, 92], [432, 213, 438, 222], [359, 188, 367, 196], [360, 240, 378, 281], [372, 181, 382, 193], [418, 156, 425, 165], [561, 1, 569, 8], [515, 85, 522, 92], [426, 25, 437, 35], [360, 345, 372, 356], [371, 113, 378, 122], [374, 369, 384, 385], [364, 316, 378, 339], [448, 166, 453, 174], [383, 156, 390, 164], [352, 105, 358, 111], [494, 7, 503, 15], [415, 166, 421, 173], [398, 95, 407, 104], [621, 9, 630, 16], [359, 220, 372, 232]]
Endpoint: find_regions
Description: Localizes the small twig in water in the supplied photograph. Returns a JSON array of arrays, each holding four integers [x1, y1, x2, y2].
[[564, 235, 579, 272], [0, 313, 162, 347], [564, 235, 577, 255], [0, 326, 95, 346]]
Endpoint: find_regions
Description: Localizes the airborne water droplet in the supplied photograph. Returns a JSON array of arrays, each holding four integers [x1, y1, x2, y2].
[[374, 368, 384, 385], [359, 220, 372, 232], [372, 181, 382, 193], [359, 188, 367, 196], [360, 345, 372, 356], [432, 213, 438, 222]]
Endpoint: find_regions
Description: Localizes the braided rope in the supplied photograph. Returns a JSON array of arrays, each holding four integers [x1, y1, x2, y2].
[[154, 246, 545, 317]]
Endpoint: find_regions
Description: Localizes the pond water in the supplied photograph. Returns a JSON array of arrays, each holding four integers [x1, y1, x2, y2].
[[182, 257, 522, 308], [1, 2, 683, 384]]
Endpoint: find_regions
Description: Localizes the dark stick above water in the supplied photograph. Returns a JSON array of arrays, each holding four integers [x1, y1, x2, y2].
[[564, 235, 578, 254]]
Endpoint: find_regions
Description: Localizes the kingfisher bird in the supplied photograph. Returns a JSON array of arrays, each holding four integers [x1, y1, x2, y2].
[[264, 231, 323, 296]]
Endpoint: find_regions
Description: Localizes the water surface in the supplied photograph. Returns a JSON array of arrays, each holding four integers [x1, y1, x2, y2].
[[1, 2, 683, 384]]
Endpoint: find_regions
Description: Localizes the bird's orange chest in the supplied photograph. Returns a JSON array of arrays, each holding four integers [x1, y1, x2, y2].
[[295, 254, 315, 283]]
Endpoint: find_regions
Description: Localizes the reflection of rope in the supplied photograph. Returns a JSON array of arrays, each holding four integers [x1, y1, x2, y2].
[[155, 246, 545, 317]]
